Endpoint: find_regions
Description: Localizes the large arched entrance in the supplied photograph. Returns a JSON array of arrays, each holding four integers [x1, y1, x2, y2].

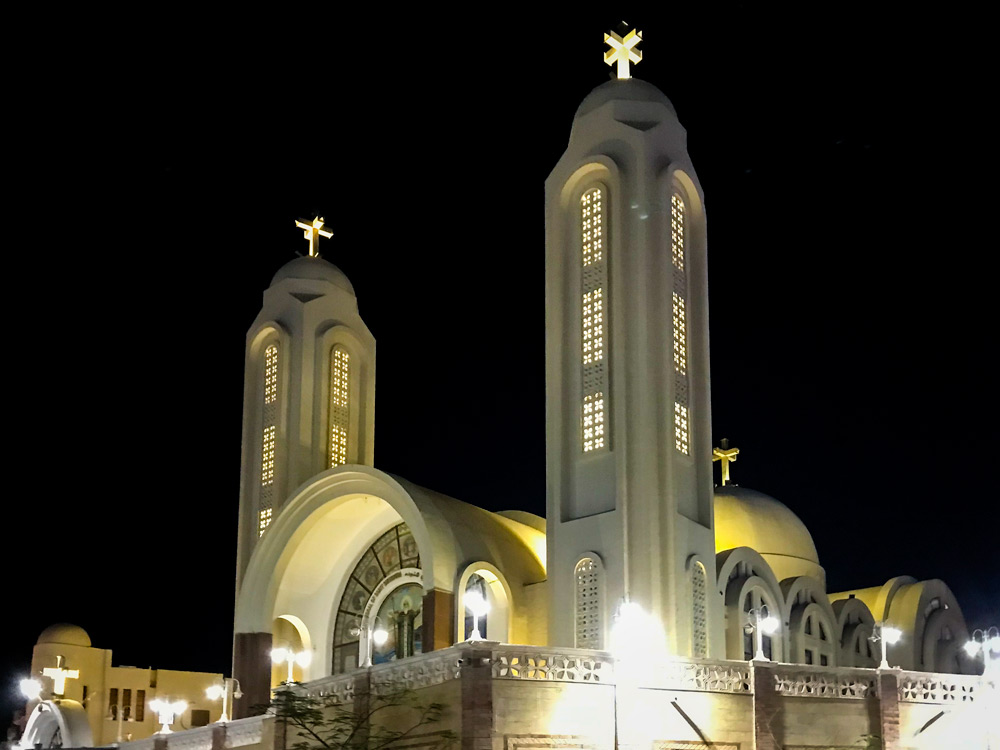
[[233, 467, 439, 715]]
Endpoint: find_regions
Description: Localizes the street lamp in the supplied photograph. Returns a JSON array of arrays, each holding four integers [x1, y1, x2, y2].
[[963, 627, 1000, 675], [19, 678, 42, 701], [205, 678, 242, 723], [270, 648, 311, 684], [745, 606, 780, 662], [349, 618, 390, 668], [465, 590, 490, 641], [148, 698, 187, 734], [870, 621, 902, 670]]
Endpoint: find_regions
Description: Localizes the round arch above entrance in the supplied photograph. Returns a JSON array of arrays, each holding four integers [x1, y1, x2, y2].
[[234, 467, 438, 678]]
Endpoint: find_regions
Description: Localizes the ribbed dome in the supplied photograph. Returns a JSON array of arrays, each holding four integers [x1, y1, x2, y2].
[[714, 486, 819, 565], [37, 623, 91, 647], [270, 256, 355, 296], [575, 78, 677, 120]]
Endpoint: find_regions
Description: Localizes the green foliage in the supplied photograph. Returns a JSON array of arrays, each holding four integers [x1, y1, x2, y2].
[[857, 733, 882, 750], [269, 684, 456, 750]]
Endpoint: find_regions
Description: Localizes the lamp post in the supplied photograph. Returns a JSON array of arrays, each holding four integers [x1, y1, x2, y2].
[[270, 648, 312, 684], [870, 621, 902, 670], [205, 678, 242, 723], [349, 618, 389, 668], [148, 698, 187, 735], [464, 590, 490, 641], [964, 627, 1000, 676], [745, 606, 780, 662]]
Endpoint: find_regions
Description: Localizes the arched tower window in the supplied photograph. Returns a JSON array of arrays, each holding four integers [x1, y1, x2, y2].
[[258, 343, 279, 536], [671, 193, 690, 455], [574, 556, 603, 648], [329, 345, 350, 467], [581, 187, 609, 453], [691, 561, 708, 657]]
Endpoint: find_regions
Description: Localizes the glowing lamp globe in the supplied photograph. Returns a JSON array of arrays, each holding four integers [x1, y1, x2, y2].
[[20, 678, 42, 701], [882, 627, 902, 645], [760, 616, 781, 635], [205, 685, 224, 701], [465, 591, 490, 618], [373, 627, 389, 647], [270, 648, 288, 665], [989, 635, 1000, 653], [295, 650, 312, 668]]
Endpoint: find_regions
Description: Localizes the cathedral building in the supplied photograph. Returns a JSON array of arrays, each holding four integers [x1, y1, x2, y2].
[[18, 31, 995, 750]]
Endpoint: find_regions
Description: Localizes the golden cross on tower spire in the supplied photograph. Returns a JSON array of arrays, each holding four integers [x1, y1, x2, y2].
[[295, 216, 334, 258], [604, 27, 642, 80], [42, 655, 79, 696], [712, 438, 740, 487]]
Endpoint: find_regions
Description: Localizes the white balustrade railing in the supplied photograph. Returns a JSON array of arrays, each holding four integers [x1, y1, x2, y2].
[[167, 726, 214, 750], [771, 663, 876, 699], [491, 645, 613, 683], [301, 671, 356, 703], [897, 670, 979, 703], [370, 648, 463, 695], [224, 714, 267, 747]]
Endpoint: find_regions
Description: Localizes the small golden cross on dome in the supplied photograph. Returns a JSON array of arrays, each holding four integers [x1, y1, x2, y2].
[[604, 27, 642, 80], [42, 655, 79, 696], [295, 216, 334, 258], [712, 438, 740, 486]]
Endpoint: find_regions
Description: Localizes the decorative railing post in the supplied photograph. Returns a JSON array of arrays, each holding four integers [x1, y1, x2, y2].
[[751, 661, 780, 750], [352, 666, 372, 749], [878, 670, 901, 750], [459, 642, 495, 750], [210, 724, 226, 750]]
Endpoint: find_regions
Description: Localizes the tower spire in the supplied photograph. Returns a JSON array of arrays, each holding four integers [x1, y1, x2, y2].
[[295, 216, 334, 258], [604, 27, 642, 79]]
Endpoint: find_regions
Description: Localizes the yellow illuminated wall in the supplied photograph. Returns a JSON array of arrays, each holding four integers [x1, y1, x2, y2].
[[581, 187, 608, 453], [329, 346, 350, 467]]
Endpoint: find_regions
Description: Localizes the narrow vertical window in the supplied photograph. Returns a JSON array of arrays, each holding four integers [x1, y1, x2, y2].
[[259, 343, 278, 536], [108, 688, 118, 720], [329, 346, 350, 467], [136, 690, 145, 722], [575, 557, 603, 648], [581, 187, 609, 453], [671, 193, 690, 455], [692, 561, 708, 658], [122, 688, 132, 721]]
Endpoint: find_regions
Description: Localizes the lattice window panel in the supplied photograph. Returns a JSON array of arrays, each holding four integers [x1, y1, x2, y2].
[[329, 346, 350, 467], [575, 557, 603, 649], [258, 344, 279, 535], [692, 562, 708, 658], [671, 193, 691, 454], [581, 187, 609, 453]]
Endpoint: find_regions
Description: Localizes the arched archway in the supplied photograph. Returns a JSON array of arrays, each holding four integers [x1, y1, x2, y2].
[[456, 562, 513, 643]]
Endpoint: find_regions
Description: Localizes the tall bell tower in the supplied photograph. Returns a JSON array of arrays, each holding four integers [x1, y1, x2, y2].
[[545, 35, 722, 657], [235, 219, 376, 594]]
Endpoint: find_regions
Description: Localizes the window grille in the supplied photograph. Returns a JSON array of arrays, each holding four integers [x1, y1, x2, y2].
[[575, 557, 603, 648], [692, 561, 708, 657], [671, 193, 690, 454], [581, 187, 609, 453], [259, 344, 278, 535], [329, 346, 350, 467]]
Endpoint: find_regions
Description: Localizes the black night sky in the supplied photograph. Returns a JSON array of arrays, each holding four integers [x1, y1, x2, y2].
[[4, 8, 996, 729]]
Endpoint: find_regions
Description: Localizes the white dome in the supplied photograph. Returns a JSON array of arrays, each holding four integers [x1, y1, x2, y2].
[[37, 623, 91, 647], [270, 256, 355, 296]]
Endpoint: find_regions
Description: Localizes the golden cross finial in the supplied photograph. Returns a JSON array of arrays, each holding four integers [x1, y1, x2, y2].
[[604, 28, 642, 80], [42, 655, 79, 696], [295, 216, 334, 258], [712, 438, 740, 486]]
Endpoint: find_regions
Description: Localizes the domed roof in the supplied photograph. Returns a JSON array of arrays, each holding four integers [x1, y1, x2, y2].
[[270, 256, 355, 296], [575, 78, 677, 120], [37, 623, 91, 647], [714, 486, 820, 565]]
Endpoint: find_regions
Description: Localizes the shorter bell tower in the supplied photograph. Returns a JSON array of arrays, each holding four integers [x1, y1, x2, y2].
[[235, 218, 376, 592]]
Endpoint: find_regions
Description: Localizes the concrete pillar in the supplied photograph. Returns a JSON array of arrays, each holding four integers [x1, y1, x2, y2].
[[459, 644, 494, 750], [210, 724, 226, 750], [233, 632, 273, 719], [877, 671, 901, 750], [751, 662, 780, 750]]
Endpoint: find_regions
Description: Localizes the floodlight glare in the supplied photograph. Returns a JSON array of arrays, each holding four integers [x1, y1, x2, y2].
[[373, 627, 389, 646], [20, 678, 42, 701]]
